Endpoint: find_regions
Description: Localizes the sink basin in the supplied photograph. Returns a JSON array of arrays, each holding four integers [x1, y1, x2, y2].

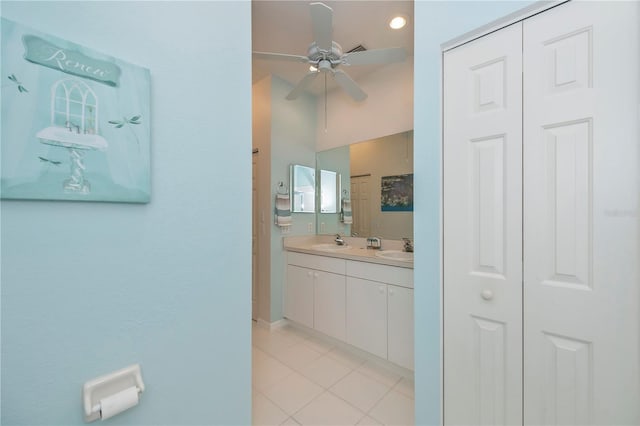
[[375, 250, 414, 262], [311, 243, 351, 252]]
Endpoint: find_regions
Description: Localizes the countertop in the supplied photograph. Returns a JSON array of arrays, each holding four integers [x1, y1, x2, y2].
[[283, 236, 414, 269]]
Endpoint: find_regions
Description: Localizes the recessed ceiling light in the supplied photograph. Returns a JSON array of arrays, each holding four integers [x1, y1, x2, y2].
[[389, 15, 407, 30]]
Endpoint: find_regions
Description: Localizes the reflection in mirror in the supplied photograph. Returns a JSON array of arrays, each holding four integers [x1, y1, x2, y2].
[[316, 145, 350, 235], [319, 170, 339, 213], [316, 131, 413, 240], [291, 164, 315, 213]]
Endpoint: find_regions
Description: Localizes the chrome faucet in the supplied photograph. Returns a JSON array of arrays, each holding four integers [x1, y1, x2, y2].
[[335, 234, 345, 246], [402, 238, 414, 252]]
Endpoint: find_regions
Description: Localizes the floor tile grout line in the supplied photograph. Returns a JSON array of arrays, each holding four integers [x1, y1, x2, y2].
[[253, 361, 298, 395], [296, 359, 355, 390], [258, 375, 322, 419], [355, 363, 403, 390], [391, 378, 415, 400], [366, 381, 395, 416], [291, 388, 368, 426], [252, 390, 290, 425], [266, 345, 352, 385], [325, 386, 384, 420], [252, 325, 414, 426]]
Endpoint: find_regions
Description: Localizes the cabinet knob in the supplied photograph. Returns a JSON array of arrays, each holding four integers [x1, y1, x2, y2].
[[314, 272, 319, 278], [389, 288, 394, 296], [307, 271, 313, 277], [481, 289, 494, 301], [379, 286, 385, 294]]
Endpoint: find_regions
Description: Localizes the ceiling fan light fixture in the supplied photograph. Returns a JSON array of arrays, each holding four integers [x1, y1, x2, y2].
[[389, 15, 407, 30], [258, 2, 406, 103]]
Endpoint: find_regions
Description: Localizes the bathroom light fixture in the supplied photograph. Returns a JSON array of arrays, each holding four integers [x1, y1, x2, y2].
[[309, 65, 318, 72], [389, 15, 407, 30]]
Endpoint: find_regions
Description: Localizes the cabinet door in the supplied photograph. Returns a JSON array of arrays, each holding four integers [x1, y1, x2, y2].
[[387, 286, 413, 370], [285, 265, 314, 329], [443, 22, 523, 425], [314, 271, 346, 341], [346, 277, 387, 359], [523, 2, 640, 423]]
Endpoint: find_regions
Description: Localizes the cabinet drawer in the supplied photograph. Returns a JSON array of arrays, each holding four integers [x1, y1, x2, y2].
[[288, 252, 346, 274], [346, 260, 413, 288]]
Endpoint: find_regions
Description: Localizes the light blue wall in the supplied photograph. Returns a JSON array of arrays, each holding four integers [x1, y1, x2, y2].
[[269, 75, 317, 322], [413, 2, 534, 425], [1, 2, 251, 425]]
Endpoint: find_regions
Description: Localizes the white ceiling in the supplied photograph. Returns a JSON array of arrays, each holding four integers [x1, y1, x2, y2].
[[252, 0, 414, 96]]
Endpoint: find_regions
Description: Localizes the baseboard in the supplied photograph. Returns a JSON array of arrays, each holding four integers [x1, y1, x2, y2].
[[256, 317, 289, 331]]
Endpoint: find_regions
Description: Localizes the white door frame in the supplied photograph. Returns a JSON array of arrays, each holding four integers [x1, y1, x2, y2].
[[441, 1, 570, 52]]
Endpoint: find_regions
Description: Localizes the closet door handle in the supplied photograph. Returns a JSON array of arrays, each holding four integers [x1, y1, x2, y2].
[[481, 289, 494, 301]]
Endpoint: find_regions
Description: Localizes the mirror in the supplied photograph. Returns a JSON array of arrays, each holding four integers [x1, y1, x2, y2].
[[290, 164, 315, 213], [316, 145, 350, 235], [316, 131, 413, 239], [319, 169, 339, 213]]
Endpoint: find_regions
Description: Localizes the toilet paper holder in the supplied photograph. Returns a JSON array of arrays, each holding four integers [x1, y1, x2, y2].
[[83, 364, 145, 422]]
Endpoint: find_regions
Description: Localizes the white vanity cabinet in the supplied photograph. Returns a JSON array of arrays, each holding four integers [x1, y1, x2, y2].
[[285, 252, 346, 340], [387, 285, 414, 370], [285, 264, 315, 329], [346, 276, 388, 359], [314, 270, 346, 341], [285, 250, 414, 370], [346, 260, 414, 370]]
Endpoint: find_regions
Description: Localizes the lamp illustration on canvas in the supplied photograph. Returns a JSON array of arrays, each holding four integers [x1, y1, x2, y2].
[[36, 78, 108, 194]]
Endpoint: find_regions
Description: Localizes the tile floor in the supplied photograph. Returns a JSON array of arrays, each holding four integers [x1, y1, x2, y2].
[[252, 322, 414, 426]]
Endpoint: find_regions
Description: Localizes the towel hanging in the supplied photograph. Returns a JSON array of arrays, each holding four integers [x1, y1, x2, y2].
[[341, 197, 352, 224], [275, 190, 292, 228]]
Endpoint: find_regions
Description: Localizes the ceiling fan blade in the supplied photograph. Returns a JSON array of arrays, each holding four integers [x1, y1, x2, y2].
[[332, 69, 367, 102], [310, 2, 333, 51], [253, 51, 309, 63], [342, 47, 407, 66], [286, 72, 319, 100]]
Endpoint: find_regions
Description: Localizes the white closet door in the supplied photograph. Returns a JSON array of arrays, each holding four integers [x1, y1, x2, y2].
[[523, 1, 639, 424], [444, 23, 522, 425]]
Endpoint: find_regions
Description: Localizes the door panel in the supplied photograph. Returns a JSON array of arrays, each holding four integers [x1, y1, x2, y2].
[[388, 286, 414, 370], [285, 265, 314, 329], [346, 277, 387, 359], [350, 176, 371, 237], [314, 271, 346, 341], [523, 2, 639, 424], [443, 22, 523, 426]]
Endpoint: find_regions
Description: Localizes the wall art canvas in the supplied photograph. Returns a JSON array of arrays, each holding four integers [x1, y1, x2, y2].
[[1, 18, 151, 203], [381, 173, 413, 212]]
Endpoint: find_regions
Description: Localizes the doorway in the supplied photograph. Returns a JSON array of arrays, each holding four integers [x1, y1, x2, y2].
[[350, 174, 371, 237]]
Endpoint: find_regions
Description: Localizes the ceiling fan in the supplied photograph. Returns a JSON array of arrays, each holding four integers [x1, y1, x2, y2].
[[253, 2, 407, 102]]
